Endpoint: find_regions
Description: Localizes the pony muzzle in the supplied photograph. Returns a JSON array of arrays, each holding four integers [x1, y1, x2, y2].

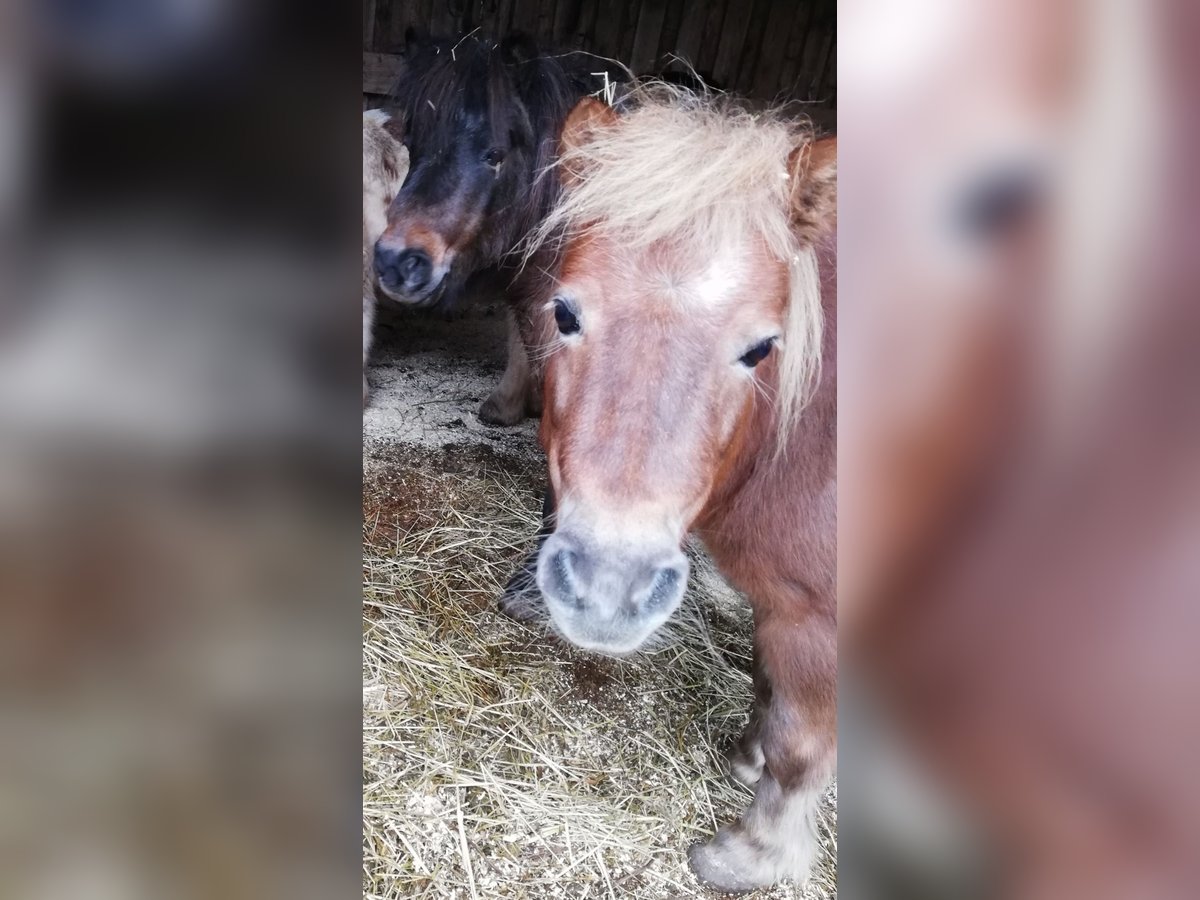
[[373, 239, 450, 305], [535, 530, 689, 655]]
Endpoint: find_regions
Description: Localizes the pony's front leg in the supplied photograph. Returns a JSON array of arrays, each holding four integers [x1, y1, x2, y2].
[[689, 767, 832, 893], [479, 311, 533, 425], [497, 485, 555, 621], [362, 286, 376, 407], [689, 614, 836, 892]]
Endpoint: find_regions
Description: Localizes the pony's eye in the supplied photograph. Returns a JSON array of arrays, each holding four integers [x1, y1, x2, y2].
[[738, 338, 776, 368], [553, 298, 581, 336], [483, 148, 506, 168]]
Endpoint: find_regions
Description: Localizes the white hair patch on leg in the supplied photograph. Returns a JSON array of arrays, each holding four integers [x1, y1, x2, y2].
[[689, 772, 827, 892]]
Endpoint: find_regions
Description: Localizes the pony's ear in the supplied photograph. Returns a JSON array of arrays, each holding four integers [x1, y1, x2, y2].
[[558, 98, 619, 187], [788, 135, 837, 243], [404, 26, 428, 51], [501, 32, 539, 65]]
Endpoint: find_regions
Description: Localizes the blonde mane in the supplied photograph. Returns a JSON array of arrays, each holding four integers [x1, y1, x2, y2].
[[524, 85, 826, 443]]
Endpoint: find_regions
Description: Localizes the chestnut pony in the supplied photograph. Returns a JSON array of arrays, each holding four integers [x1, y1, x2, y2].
[[504, 91, 837, 891]]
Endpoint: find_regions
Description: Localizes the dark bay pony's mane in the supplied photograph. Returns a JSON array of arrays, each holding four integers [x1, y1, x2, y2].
[[388, 34, 609, 268]]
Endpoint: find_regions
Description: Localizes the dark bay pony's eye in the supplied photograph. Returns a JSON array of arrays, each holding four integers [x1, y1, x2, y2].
[[553, 298, 580, 336], [482, 148, 506, 168], [739, 337, 776, 368]]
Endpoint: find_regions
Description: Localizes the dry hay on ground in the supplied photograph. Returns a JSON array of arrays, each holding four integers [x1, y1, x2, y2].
[[363, 445, 836, 899]]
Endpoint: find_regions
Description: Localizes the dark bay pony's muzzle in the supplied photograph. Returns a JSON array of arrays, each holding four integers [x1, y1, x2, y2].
[[536, 530, 689, 655], [373, 243, 443, 303]]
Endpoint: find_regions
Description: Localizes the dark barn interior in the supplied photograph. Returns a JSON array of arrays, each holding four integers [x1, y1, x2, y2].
[[363, 0, 836, 128]]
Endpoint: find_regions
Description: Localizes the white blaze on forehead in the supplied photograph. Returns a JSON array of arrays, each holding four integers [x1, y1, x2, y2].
[[686, 243, 746, 308]]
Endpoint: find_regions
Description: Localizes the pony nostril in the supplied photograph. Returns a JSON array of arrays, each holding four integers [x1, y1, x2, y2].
[[551, 549, 585, 610], [397, 250, 432, 290], [373, 245, 399, 278], [643, 566, 682, 612]]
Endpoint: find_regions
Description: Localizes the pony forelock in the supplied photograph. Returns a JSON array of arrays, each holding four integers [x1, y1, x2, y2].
[[523, 84, 826, 446]]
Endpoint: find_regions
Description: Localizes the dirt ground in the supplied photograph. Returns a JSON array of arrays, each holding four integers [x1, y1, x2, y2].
[[363, 300, 836, 899]]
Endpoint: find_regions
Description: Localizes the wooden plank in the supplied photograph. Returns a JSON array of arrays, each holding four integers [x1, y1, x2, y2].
[[571, 0, 599, 50], [592, 0, 627, 60], [429, 0, 463, 37], [616, 0, 642, 66], [511, 0, 541, 34], [461, 0, 478, 30], [553, 0, 584, 43], [793, 7, 832, 101], [672, 1, 704, 70], [362, 0, 836, 109], [475, 0, 517, 37], [392, 0, 429, 47], [778, 1, 818, 97], [792, 25, 820, 100], [373, 0, 397, 52], [631, 0, 668, 73], [695, 0, 729, 79], [537, 0, 558, 42], [470, 0, 498, 34], [655, 0, 688, 62], [820, 37, 836, 98], [751, 0, 796, 100], [363, 0, 377, 50], [497, 0, 517, 35], [711, 0, 753, 88], [468, 0, 509, 36], [364, 51, 405, 95], [733, 0, 774, 94], [806, 28, 835, 102]]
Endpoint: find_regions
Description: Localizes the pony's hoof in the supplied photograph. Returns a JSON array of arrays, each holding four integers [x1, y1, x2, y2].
[[479, 395, 524, 426], [498, 583, 545, 622], [498, 557, 545, 622], [687, 834, 768, 894]]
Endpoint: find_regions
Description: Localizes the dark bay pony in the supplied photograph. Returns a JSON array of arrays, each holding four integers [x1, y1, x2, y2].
[[502, 90, 837, 891], [372, 32, 615, 425]]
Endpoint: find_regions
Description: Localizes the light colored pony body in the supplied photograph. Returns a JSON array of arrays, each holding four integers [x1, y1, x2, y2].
[[362, 110, 408, 405]]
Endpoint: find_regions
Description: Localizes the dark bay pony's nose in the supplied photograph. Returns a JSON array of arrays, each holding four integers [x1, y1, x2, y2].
[[374, 245, 433, 297]]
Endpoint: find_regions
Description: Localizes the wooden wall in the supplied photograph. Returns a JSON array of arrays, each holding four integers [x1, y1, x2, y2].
[[363, 0, 835, 121]]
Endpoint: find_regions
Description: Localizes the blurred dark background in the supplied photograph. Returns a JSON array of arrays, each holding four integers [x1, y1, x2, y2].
[[3, 3, 361, 899]]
